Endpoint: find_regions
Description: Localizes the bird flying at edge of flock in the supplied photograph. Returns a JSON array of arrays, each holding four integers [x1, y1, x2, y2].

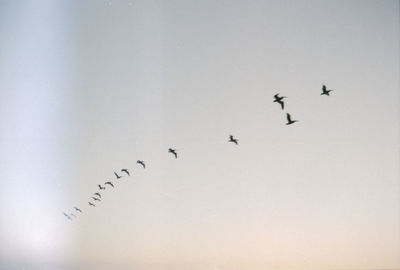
[[228, 135, 239, 145], [168, 148, 178, 158]]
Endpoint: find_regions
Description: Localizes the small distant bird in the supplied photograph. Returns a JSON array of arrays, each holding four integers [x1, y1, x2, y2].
[[88, 202, 96, 207], [321, 85, 333, 96], [98, 184, 105, 190], [168, 148, 177, 158], [92, 197, 101, 202], [70, 213, 76, 218], [74, 207, 82, 213], [137, 160, 145, 169], [63, 212, 72, 220], [94, 192, 101, 198], [121, 169, 130, 176], [273, 93, 286, 110], [114, 171, 122, 179], [286, 113, 298, 125], [105, 181, 114, 187], [228, 135, 238, 145]]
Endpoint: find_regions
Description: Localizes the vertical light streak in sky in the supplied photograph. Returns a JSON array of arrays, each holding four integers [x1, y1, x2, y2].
[[0, 1, 77, 267]]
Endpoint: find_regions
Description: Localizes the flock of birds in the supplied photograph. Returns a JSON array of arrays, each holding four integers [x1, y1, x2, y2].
[[62, 85, 334, 221]]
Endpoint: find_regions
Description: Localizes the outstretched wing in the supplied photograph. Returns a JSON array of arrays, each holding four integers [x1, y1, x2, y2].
[[286, 113, 292, 122], [278, 100, 284, 110]]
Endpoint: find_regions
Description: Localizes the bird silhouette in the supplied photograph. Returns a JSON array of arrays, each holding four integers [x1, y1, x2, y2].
[[94, 192, 101, 198], [273, 93, 286, 110], [114, 171, 122, 179], [88, 202, 96, 207], [168, 148, 177, 158], [137, 160, 146, 169], [74, 207, 82, 213], [98, 184, 106, 190], [63, 212, 72, 220], [286, 113, 299, 125], [105, 181, 114, 187], [321, 85, 333, 96], [228, 135, 238, 145], [121, 169, 130, 176], [92, 197, 101, 202]]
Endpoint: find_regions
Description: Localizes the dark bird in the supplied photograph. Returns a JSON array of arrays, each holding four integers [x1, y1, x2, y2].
[[63, 212, 72, 220], [94, 192, 101, 198], [114, 171, 122, 179], [137, 160, 146, 169], [92, 197, 101, 202], [98, 184, 106, 190], [88, 202, 96, 207], [105, 181, 114, 187], [168, 148, 177, 158], [74, 207, 82, 213], [228, 135, 238, 145], [321, 85, 333, 96], [121, 169, 130, 176], [273, 93, 286, 110], [286, 113, 299, 125]]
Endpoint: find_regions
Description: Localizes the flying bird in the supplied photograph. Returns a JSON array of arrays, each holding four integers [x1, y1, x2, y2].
[[321, 85, 333, 96], [70, 213, 76, 218], [63, 212, 72, 220], [98, 184, 106, 190], [104, 182, 114, 187], [88, 202, 96, 207], [137, 160, 145, 169], [168, 148, 177, 158], [286, 113, 298, 125], [94, 192, 101, 198], [273, 93, 286, 110], [92, 197, 101, 202], [228, 135, 238, 145], [105, 181, 114, 187], [121, 169, 130, 176], [114, 171, 122, 179], [74, 207, 82, 213]]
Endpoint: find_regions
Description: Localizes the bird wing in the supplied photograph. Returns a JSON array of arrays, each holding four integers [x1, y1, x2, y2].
[[278, 100, 284, 109], [286, 113, 292, 122]]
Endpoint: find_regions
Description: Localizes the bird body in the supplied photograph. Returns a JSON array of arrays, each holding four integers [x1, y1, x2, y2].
[[105, 181, 114, 187], [114, 171, 122, 178], [94, 192, 101, 198], [63, 212, 72, 220], [137, 160, 146, 169], [88, 202, 96, 207], [74, 207, 82, 213], [98, 184, 105, 190], [92, 197, 101, 202], [168, 148, 178, 158], [273, 93, 286, 110], [321, 85, 333, 96], [286, 113, 298, 125], [228, 135, 238, 145]]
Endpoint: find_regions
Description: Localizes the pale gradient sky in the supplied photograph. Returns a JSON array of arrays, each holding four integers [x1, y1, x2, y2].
[[0, 1, 399, 270]]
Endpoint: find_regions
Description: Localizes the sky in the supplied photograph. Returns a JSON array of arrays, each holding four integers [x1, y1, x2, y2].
[[0, 0, 399, 269]]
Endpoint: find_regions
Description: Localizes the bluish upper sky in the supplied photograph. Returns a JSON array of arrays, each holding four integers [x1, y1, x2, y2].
[[0, 1, 398, 269]]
